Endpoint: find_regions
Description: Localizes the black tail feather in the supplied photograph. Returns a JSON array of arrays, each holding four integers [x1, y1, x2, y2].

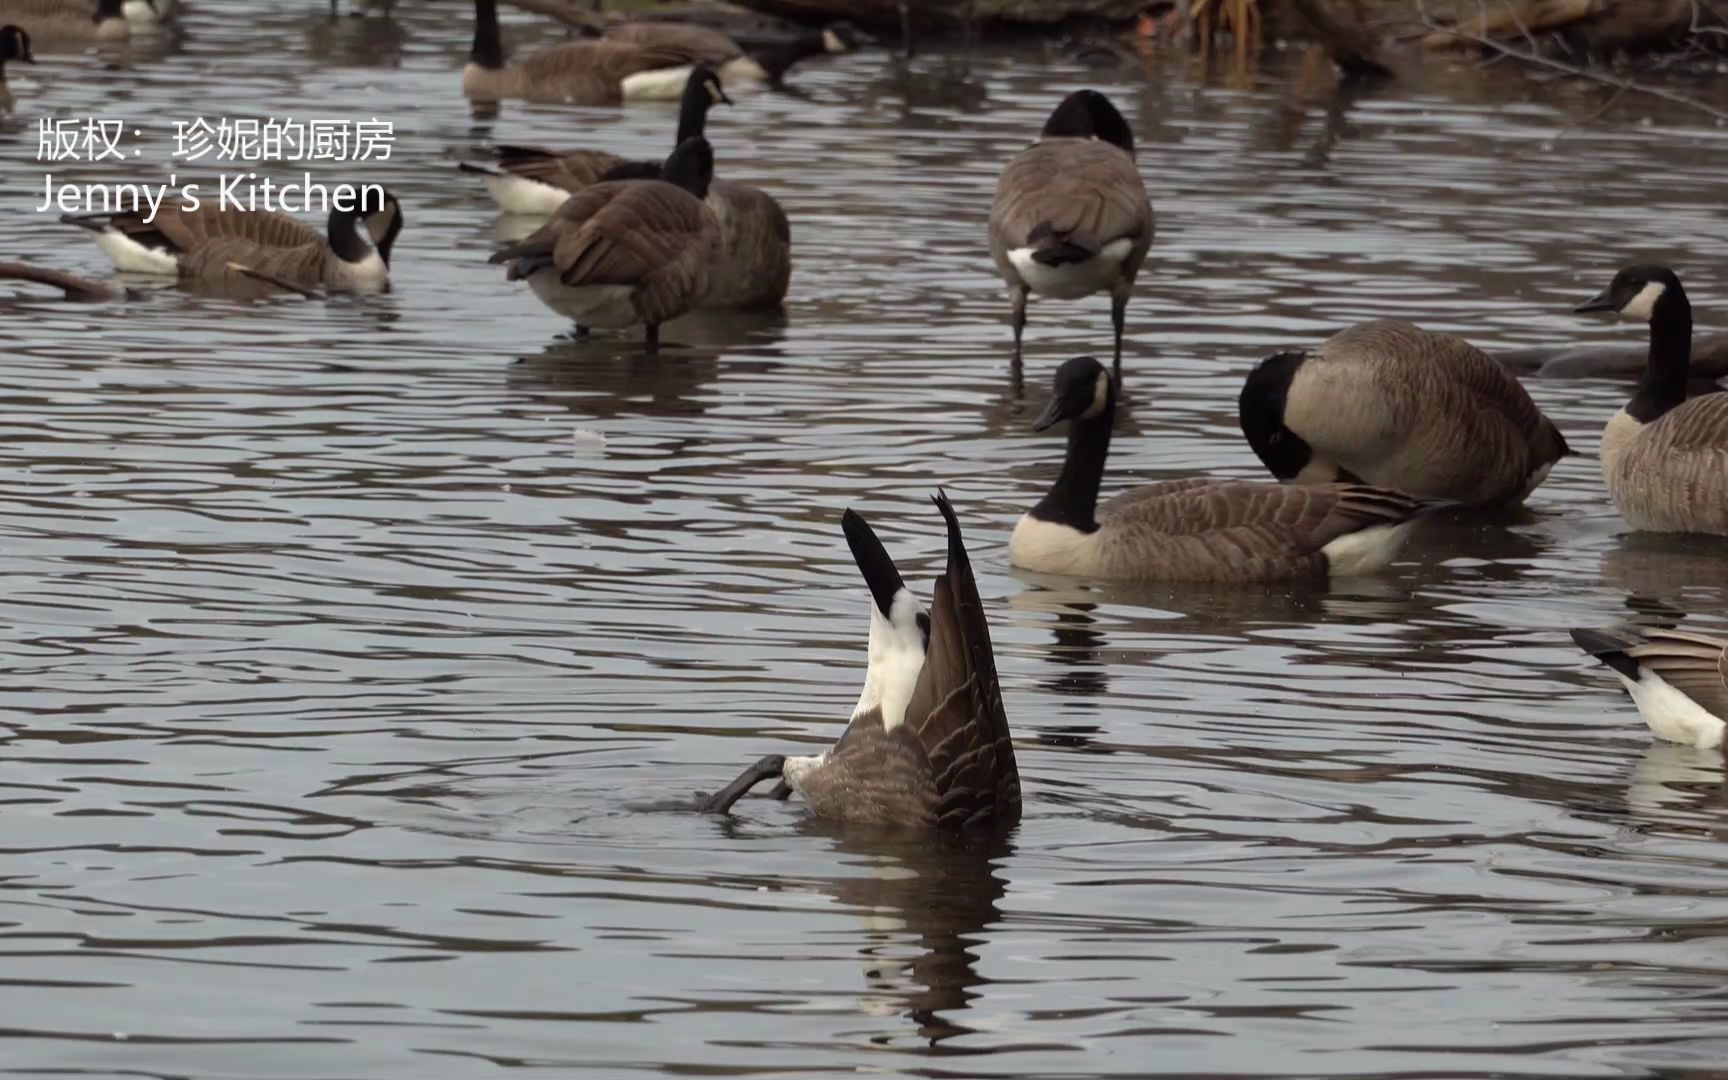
[[842, 508, 905, 620]]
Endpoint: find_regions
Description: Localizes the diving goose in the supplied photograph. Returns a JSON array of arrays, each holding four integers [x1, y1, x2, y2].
[[0, 0, 133, 42], [701, 490, 1021, 830], [989, 89, 1153, 372], [1574, 265, 1728, 536], [1572, 626, 1728, 750], [62, 185, 402, 296], [0, 24, 31, 112], [464, 0, 711, 106], [1238, 320, 1572, 506], [489, 136, 720, 346], [1011, 356, 1432, 582], [596, 20, 866, 98], [460, 64, 731, 218]]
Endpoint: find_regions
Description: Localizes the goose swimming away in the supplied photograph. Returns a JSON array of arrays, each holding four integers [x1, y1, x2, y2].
[[700, 491, 1021, 830], [1574, 265, 1728, 536], [1572, 626, 1727, 750]]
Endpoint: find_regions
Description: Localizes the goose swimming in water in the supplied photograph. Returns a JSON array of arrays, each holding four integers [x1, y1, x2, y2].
[[700, 491, 1021, 830], [1572, 625, 1728, 750]]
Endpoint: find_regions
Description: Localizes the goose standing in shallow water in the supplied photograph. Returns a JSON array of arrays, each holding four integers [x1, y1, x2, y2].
[[463, 0, 702, 106], [1238, 320, 1572, 506], [489, 137, 720, 347], [0, 0, 134, 43], [62, 186, 402, 296], [0, 24, 31, 113], [1011, 356, 1434, 582], [989, 89, 1152, 373], [460, 65, 731, 218], [1572, 626, 1728, 750], [701, 491, 1021, 830], [1574, 265, 1728, 536]]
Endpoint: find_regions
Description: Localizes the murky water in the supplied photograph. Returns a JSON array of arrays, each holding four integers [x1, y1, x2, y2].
[[4, 4, 1728, 1077]]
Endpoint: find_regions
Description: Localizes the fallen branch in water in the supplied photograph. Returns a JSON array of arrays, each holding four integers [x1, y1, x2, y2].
[[1416, 2, 1728, 122]]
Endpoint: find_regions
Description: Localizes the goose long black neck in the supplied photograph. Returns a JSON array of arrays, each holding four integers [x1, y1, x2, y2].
[[752, 31, 826, 83], [1238, 350, 1314, 481], [1033, 396, 1114, 534], [1629, 285, 1693, 423], [95, 0, 124, 21], [471, 0, 505, 70], [327, 204, 373, 264], [675, 81, 716, 145]]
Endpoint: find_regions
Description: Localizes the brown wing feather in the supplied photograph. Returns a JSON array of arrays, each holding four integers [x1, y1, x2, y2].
[[178, 235, 332, 290], [605, 21, 742, 63], [701, 180, 790, 309], [493, 145, 627, 192], [504, 40, 705, 104], [1613, 395, 1728, 534], [105, 202, 326, 254], [796, 713, 940, 828], [989, 137, 1153, 283], [900, 494, 1021, 831]]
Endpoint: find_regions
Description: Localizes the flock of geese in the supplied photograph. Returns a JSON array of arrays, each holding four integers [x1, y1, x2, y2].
[[3, 0, 1726, 831]]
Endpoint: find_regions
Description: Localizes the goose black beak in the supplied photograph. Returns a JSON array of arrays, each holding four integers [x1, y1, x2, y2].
[[1573, 291, 1616, 314], [1031, 398, 1066, 432]]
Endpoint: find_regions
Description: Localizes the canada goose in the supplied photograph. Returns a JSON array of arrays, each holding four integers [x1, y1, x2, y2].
[[62, 185, 402, 296], [459, 64, 730, 218], [989, 89, 1152, 372], [1238, 320, 1572, 506], [0, 24, 31, 112], [597, 20, 867, 98], [0, 259, 128, 300], [1011, 356, 1432, 582], [1574, 265, 1728, 536], [701, 490, 1021, 829], [0, 0, 132, 42], [1572, 626, 1727, 750], [488, 136, 720, 346], [464, 0, 708, 106], [124, 0, 165, 24], [696, 172, 790, 310]]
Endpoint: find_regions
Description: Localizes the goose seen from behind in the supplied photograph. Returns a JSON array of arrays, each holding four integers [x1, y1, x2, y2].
[[0, 0, 133, 42], [1572, 625, 1728, 750], [460, 65, 731, 218], [464, 0, 705, 106], [701, 491, 1021, 830], [989, 89, 1153, 372], [1011, 356, 1434, 582], [1573, 265, 1728, 536], [0, 23, 31, 113], [62, 185, 403, 296], [488, 136, 720, 346], [1238, 320, 1571, 506]]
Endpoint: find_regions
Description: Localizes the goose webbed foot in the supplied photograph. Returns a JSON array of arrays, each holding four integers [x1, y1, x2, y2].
[[699, 755, 787, 815]]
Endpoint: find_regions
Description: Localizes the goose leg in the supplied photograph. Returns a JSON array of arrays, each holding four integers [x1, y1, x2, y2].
[[1011, 287, 1028, 365], [699, 755, 787, 814], [1110, 288, 1129, 375], [645, 322, 660, 353], [899, 1, 914, 57]]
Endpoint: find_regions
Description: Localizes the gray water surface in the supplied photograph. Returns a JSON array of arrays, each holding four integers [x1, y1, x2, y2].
[[4, 4, 1728, 1078]]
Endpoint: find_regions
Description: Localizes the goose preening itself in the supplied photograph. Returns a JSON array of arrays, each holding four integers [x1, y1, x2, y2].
[[0, 0, 134, 42], [1011, 356, 1434, 582], [1572, 626, 1727, 750], [460, 64, 731, 218], [597, 19, 867, 97], [1238, 320, 1572, 507], [1574, 265, 1728, 536], [701, 491, 1021, 830], [465, 0, 724, 106], [989, 89, 1152, 372], [488, 136, 720, 346], [62, 185, 403, 296], [0, 24, 31, 112]]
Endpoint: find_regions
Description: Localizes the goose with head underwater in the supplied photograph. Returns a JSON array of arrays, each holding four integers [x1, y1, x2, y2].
[[1573, 265, 1728, 536], [989, 88, 1153, 373], [61, 183, 403, 296], [0, 24, 31, 113], [460, 64, 731, 218], [1572, 625, 1728, 750], [488, 136, 721, 347], [701, 491, 1021, 830], [1011, 356, 1436, 582], [0, 0, 136, 42], [1238, 319, 1572, 507]]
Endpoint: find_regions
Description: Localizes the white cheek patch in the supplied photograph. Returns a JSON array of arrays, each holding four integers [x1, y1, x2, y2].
[[1080, 370, 1110, 419], [822, 29, 845, 52], [1620, 280, 1667, 322]]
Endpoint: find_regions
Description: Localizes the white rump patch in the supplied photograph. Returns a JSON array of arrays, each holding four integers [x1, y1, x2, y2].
[[1619, 671, 1726, 749], [621, 65, 696, 101], [526, 273, 639, 327], [1620, 280, 1667, 322], [1320, 520, 1418, 577], [1005, 237, 1133, 300], [852, 588, 927, 732], [93, 230, 178, 275], [485, 174, 571, 218]]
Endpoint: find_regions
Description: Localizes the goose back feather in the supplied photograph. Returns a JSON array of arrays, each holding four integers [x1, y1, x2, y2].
[[1572, 625, 1728, 749], [464, 0, 703, 105]]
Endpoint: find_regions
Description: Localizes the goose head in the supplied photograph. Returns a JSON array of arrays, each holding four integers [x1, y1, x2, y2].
[[1575, 265, 1688, 325], [689, 63, 732, 108], [1, 25, 35, 65], [1033, 355, 1115, 432], [1041, 89, 1135, 155]]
